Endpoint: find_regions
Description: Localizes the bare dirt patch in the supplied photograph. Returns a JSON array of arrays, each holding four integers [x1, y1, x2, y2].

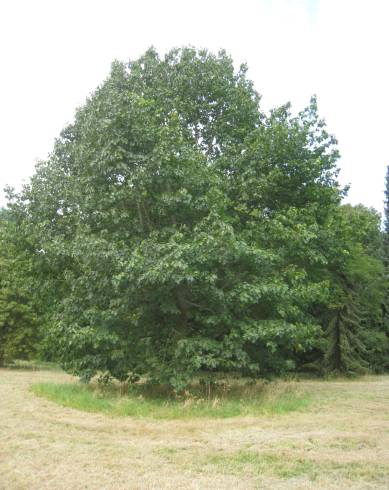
[[1, 369, 389, 489]]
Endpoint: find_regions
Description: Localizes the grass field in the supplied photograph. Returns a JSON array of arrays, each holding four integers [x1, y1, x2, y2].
[[1, 369, 389, 489]]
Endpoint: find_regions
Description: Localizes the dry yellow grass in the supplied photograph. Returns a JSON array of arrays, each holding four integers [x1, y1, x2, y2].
[[1, 369, 389, 489]]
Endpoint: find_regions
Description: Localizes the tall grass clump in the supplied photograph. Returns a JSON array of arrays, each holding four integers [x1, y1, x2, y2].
[[31, 376, 311, 419]]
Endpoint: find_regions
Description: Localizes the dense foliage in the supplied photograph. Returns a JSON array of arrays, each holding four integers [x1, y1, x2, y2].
[[3, 48, 388, 386], [0, 209, 38, 365]]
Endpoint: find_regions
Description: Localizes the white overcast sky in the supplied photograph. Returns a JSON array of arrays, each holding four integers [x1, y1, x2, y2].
[[0, 0, 388, 214]]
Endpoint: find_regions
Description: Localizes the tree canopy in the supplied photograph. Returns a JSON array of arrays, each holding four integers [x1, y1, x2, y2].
[[4, 47, 388, 386]]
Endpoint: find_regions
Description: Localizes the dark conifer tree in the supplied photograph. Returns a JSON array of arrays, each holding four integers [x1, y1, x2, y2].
[[379, 165, 389, 367]]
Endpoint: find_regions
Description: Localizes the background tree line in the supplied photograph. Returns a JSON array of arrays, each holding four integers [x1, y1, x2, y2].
[[1, 48, 388, 388]]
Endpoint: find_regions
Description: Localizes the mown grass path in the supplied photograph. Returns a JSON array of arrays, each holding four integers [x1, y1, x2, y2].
[[1, 369, 389, 489]]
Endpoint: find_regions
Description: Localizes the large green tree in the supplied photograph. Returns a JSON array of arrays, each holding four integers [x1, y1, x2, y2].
[[8, 48, 353, 386]]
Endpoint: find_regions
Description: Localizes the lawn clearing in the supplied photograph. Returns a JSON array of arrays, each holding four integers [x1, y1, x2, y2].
[[1, 369, 389, 489]]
